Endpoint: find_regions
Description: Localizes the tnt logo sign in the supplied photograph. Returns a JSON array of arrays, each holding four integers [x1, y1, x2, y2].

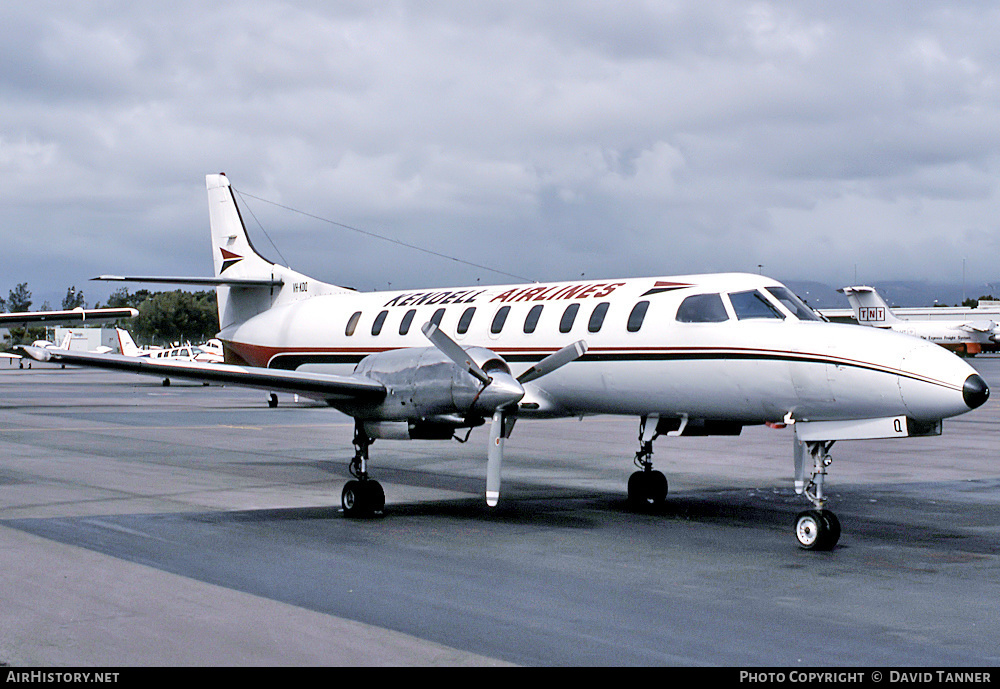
[[858, 307, 885, 322]]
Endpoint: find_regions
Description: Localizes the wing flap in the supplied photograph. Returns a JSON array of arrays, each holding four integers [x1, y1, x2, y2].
[[17, 346, 385, 401]]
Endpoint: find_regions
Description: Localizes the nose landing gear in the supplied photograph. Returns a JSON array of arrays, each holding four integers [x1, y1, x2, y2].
[[793, 438, 841, 550], [627, 415, 669, 510], [342, 422, 385, 518]]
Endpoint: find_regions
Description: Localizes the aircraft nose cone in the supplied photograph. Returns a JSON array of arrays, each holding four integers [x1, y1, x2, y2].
[[963, 373, 990, 410]]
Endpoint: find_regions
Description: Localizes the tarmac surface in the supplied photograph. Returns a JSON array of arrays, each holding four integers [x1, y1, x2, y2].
[[0, 355, 997, 666]]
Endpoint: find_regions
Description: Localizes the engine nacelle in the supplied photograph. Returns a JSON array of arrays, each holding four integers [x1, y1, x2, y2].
[[341, 346, 513, 424], [363, 417, 479, 440]]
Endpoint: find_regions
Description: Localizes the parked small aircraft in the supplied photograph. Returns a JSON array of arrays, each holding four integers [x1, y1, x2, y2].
[[116, 328, 224, 363], [840, 285, 1000, 356], [18, 174, 989, 549]]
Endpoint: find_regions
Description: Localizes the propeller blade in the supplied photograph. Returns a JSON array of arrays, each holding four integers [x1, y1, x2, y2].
[[486, 408, 505, 507], [517, 340, 588, 384], [421, 321, 491, 386]]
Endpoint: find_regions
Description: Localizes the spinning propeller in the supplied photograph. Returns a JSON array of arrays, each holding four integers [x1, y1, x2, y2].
[[421, 322, 587, 506]]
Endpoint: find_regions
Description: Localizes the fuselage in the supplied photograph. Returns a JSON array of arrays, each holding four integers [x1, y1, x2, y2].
[[881, 321, 996, 356], [218, 272, 985, 425]]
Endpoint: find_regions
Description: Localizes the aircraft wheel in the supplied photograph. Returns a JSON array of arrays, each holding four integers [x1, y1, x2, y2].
[[366, 480, 386, 514], [342, 480, 368, 517], [795, 509, 839, 550], [820, 509, 841, 548], [268, 393, 278, 408], [341, 480, 384, 517], [627, 470, 668, 510]]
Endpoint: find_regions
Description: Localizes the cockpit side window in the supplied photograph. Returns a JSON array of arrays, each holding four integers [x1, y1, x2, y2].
[[729, 290, 785, 320], [676, 293, 729, 323], [765, 286, 822, 321]]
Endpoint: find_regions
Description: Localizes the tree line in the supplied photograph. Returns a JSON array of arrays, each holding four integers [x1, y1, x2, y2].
[[1, 283, 219, 347]]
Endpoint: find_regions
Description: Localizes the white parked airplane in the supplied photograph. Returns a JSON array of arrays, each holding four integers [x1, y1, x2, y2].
[[840, 285, 1000, 356], [116, 328, 224, 363], [18, 174, 990, 550]]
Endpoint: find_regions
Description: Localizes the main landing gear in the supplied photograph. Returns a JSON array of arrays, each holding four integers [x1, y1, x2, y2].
[[793, 438, 841, 551], [628, 415, 668, 510], [341, 423, 385, 518]]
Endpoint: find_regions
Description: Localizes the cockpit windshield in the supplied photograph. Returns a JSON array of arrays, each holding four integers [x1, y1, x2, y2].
[[729, 290, 785, 320], [676, 293, 730, 323], [765, 286, 823, 321]]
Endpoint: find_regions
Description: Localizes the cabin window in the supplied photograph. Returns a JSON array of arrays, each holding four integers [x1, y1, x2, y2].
[[430, 308, 445, 327], [627, 301, 650, 332], [457, 307, 476, 334], [524, 304, 543, 333], [399, 309, 416, 335], [676, 293, 729, 323], [729, 290, 784, 320], [765, 286, 822, 321], [491, 306, 510, 334], [559, 303, 580, 333], [346, 311, 361, 336], [371, 310, 389, 335], [588, 302, 610, 333]]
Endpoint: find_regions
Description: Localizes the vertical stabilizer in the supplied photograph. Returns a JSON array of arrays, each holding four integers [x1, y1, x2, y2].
[[207, 174, 276, 281], [116, 328, 141, 357], [206, 174, 344, 333], [838, 286, 901, 326]]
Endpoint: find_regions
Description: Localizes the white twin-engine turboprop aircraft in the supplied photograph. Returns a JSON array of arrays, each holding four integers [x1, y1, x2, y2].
[[19, 174, 989, 550]]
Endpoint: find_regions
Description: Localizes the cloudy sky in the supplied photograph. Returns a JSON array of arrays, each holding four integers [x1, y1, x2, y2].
[[3, 1, 1000, 307]]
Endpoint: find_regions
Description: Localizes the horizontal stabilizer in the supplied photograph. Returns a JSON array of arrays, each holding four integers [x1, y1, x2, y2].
[[92, 275, 283, 287]]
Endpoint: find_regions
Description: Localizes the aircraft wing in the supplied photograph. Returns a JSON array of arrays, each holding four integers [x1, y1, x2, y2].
[[16, 346, 386, 402], [958, 320, 999, 334], [0, 307, 138, 328]]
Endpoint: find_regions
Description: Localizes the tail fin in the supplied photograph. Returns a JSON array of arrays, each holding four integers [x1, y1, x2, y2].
[[116, 328, 141, 356], [207, 174, 276, 281], [206, 174, 345, 333], [838, 286, 901, 326]]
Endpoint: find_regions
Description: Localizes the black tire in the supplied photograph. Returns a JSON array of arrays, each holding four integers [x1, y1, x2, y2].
[[627, 470, 668, 510], [795, 509, 836, 550], [366, 480, 385, 514], [647, 470, 668, 505], [819, 509, 841, 549], [342, 480, 368, 517]]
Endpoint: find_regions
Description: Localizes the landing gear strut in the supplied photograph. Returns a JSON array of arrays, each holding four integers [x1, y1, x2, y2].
[[628, 415, 668, 509], [342, 422, 385, 517], [793, 438, 841, 550]]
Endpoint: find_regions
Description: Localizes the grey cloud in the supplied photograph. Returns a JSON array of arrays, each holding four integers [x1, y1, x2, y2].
[[2, 1, 999, 303]]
